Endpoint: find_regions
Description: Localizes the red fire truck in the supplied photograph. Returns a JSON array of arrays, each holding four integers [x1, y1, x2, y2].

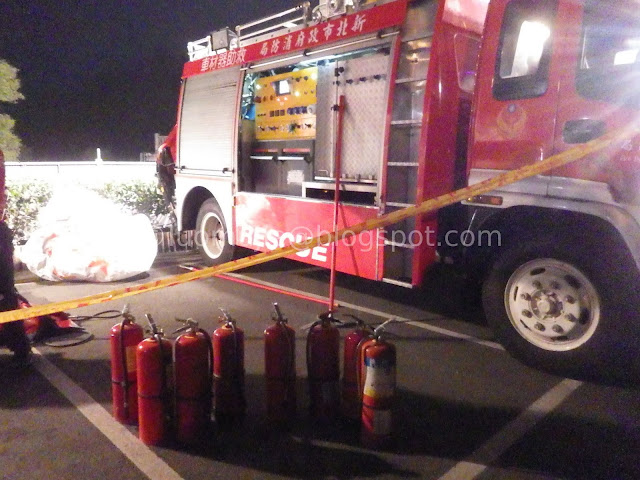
[[165, 0, 640, 378]]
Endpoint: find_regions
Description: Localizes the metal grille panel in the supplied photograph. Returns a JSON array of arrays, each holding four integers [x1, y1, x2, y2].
[[314, 63, 337, 178], [314, 51, 392, 180]]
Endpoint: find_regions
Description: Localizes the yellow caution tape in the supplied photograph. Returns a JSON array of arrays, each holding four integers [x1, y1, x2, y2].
[[0, 127, 629, 325]]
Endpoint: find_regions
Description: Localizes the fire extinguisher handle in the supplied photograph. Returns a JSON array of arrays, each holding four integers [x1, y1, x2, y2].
[[317, 310, 333, 323], [173, 317, 198, 334], [121, 304, 134, 323], [317, 310, 344, 326], [341, 313, 374, 331], [272, 302, 287, 323], [145, 313, 161, 337], [219, 308, 234, 325], [373, 317, 398, 339]]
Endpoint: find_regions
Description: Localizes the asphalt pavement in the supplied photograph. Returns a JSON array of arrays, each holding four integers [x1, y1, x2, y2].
[[1, 251, 639, 480]]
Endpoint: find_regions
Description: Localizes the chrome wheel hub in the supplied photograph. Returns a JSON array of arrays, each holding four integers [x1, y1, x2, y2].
[[201, 212, 224, 259], [505, 259, 601, 351]]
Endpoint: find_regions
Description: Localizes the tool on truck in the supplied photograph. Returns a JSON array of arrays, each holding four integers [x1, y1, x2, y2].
[[160, 0, 640, 379]]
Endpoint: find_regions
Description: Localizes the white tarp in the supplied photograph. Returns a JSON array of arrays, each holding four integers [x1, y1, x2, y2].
[[20, 186, 157, 282]]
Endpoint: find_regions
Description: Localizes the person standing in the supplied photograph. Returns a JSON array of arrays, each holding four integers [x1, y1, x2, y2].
[[0, 148, 31, 364]]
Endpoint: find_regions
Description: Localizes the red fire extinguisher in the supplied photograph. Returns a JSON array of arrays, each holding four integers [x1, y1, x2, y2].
[[306, 311, 340, 421], [264, 302, 296, 426], [110, 305, 143, 425], [137, 314, 173, 446], [213, 309, 245, 427], [358, 319, 397, 448], [173, 318, 213, 445], [341, 316, 372, 422]]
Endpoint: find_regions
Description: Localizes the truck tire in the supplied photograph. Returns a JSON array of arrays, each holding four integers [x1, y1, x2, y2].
[[195, 199, 234, 266], [482, 237, 639, 381]]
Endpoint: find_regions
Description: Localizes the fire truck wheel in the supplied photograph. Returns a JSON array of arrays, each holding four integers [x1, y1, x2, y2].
[[482, 239, 637, 380], [195, 199, 234, 266]]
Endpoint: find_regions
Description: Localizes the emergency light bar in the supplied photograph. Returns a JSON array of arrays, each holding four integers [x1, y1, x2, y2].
[[235, 2, 311, 43], [187, 37, 213, 61], [187, 28, 238, 61], [186, 0, 382, 60]]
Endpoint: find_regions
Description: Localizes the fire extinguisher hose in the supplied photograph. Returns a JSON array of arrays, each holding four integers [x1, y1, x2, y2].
[[231, 322, 246, 410], [118, 317, 130, 412], [156, 332, 169, 410], [285, 322, 295, 382], [279, 321, 296, 403], [305, 319, 322, 386], [203, 327, 214, 409]]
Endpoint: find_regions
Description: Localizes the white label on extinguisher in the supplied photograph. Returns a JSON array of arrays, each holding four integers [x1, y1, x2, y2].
[[125, 346, 137, 373], [363, 363, 395, 398]]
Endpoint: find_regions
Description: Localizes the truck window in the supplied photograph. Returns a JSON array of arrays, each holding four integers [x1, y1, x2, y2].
[[454, 33, 480, 93], [576, 0, 640, 108], [493, 0, 556, 100]]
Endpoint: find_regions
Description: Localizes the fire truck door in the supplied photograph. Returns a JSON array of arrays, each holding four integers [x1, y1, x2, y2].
[[379, 0, 439, 286], [178, 66, 240, 176], [550, 0, 640, 204], [469, 0, 560, 181]]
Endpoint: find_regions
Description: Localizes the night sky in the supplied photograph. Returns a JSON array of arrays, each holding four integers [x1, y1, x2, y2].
[[1, 0, 293, 161]]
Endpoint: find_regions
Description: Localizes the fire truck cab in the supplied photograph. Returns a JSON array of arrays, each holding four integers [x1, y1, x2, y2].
[[170, 0, 640, 379]]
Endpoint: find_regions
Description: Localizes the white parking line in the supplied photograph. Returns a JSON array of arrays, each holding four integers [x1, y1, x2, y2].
[[437, 378, 583, 480], [32, 348, 184, 480], [225, 272, 504, 350]]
